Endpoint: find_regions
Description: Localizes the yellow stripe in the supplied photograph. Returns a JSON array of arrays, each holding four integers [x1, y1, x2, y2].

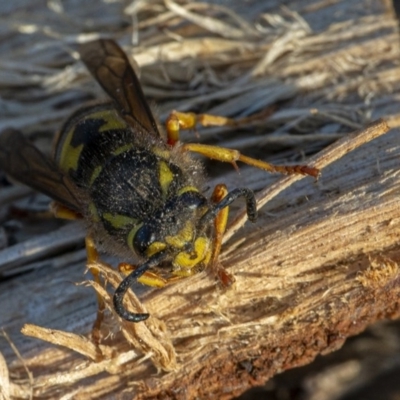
[[88, 202, 100, 222], [112, 143, 134, 156], [103, 213, 137, 229], [58, 127, 83, 173], [89, 165, 102, 186], [177, 186, 199, 196], [90, 110, 127, 132], [56, 109, 128, 173], [159, 161, 174, 197]]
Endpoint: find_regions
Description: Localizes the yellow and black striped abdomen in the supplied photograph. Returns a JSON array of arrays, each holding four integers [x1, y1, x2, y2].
[[54, 103, 131, 187]]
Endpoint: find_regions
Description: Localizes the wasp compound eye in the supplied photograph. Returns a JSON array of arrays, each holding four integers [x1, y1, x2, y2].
[[132, 224, 156, 255]]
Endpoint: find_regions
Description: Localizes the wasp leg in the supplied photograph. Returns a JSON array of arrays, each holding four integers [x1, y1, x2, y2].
[[166, 110, 277, 146], [166, 109, 277, 146], [51, 202, 82, 220], [199, 187, 257, 235], [166, 110, 319, 177], [51, 203, 106, 340], [210, 184, 229, 264], [183, 143, 319, 177], [199, 187, 258, 285], [85, 236, 113, 343], [209, 184, 235, 287], [166, 110, 236, 146]]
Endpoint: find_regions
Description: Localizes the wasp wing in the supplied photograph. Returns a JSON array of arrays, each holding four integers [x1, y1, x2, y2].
[[78, 39, 160, 137], [0, 128, 82, 211]]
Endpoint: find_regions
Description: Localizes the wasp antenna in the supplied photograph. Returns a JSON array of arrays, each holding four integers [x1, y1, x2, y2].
[[198, 188, 257, 232], [113, 251, 168, 322]]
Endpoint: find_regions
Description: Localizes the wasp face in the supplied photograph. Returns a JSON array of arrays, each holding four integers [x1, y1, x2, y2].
[[132, 190, 212, 272]]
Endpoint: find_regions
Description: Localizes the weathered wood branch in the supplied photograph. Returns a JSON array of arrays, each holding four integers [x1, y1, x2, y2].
[[4, 119, 400, 399]]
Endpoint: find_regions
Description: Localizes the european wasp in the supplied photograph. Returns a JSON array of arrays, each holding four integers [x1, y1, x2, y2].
[[0, 39, 319, 323]]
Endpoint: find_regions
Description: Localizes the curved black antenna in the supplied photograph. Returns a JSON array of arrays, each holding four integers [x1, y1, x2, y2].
[[198, 187, 258, 232], [113, 250, 168, 322]]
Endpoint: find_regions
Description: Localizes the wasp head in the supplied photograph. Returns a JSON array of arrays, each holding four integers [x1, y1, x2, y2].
[[130, 190, 213, 271]]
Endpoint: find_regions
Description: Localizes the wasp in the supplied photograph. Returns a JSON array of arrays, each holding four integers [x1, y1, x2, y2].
[[0, 39, 319, 323]]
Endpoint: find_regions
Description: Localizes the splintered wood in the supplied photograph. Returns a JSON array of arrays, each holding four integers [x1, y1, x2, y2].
[[8, 118, 400, 399]]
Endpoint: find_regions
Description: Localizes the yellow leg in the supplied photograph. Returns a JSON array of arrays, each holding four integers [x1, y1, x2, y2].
[[52, 202, 106, 341], [210, 184, 235, 287], [166, 111, 237, 146], [85, 236, 108, 343], [51, 202, 82, 220], [166, 110, 319, 178], [183, 143, 319, 177], [166, 109, 277, 145], [210, 184, 229, 264]]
